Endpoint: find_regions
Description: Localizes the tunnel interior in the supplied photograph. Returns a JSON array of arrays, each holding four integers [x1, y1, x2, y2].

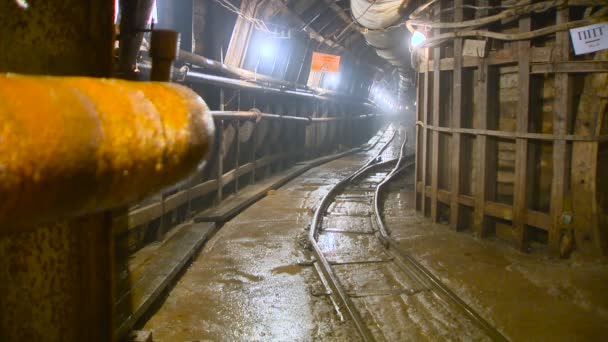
[[1, 1, 607, 341]]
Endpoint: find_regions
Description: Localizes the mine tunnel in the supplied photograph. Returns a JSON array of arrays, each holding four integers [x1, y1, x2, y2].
[[1, 0, 608, 341]]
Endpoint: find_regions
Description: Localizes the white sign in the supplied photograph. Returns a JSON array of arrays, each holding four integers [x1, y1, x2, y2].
[[570, 22, 608, 55], [462, 39, 486, 57]]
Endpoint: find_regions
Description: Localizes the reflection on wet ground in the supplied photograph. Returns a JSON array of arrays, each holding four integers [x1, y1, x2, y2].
[[142, 126, 608, 341], [142, 135, 395, 341]]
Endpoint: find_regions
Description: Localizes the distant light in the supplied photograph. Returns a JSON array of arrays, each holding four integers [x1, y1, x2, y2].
[[15, 0, 29, 9], [259, 39, 277, 59], [325, 73, 340, 88], [405, 106, 409, 110], [411, 31, 426, 48], [149, 1, 158, 24]]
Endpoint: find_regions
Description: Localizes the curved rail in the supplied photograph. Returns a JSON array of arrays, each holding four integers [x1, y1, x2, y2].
[[308, 126, 397, 341], [372, 141, 509, 342], [308, 126, 507, 341]]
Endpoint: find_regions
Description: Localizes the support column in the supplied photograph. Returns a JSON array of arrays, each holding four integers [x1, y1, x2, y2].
[[449, 0, 463, 230], [513, 16, 531, 251], [0, 1, 115, 341], [192, 0, 208, 55], [430, 3, 442, 223], [571, 49, 608, 257], [549, 8, 572, 255], [225, 0, 260, 67]]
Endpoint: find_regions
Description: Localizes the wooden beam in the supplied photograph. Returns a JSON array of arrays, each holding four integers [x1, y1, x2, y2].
[[473, 60, 490, 237], [549, 8, 572, 255], [473, 1, 490, 238], [225, 0, 259, 67], [571, 48, 608, 256], [415, 72, 422, 211], [513, 16, 531, 251], [421, 53, 431, 216], [418, 183, 551, 231], [449, 0, 463, 230], [192, 0, 207, 55], [418, 46, 608, 73], [414, 123, 608, 142], [431, 2, 441, 223]]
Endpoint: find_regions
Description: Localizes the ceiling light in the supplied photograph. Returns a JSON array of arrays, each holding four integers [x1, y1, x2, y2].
[[411, 31, 426, 48]]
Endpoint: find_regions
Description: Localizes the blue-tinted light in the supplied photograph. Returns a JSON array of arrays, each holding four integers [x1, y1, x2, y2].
[[411, 31, 426, 48]]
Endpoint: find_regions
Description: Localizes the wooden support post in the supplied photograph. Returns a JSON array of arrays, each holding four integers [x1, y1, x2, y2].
[[513, 16, 531, 251], [449, 0, 463, 230], [217, 119, 225, 202], [415, 72, 422, 211], [251, 122, 258, 184], [431, 5, 441, 223], [549, 8, 572, 255], [235, 122, 241, 193], [473, 57, 490, 237], [225, 0, 259, 67], [421, 53, 431, 216], [571, 49, 608, 256], [192, 0, 207, 55]]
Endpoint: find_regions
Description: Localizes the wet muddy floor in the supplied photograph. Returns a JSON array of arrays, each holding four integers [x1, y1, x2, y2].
[[142, 128, 608, 341], [141, 130, 399, 341], [383, 171, 608, 341]]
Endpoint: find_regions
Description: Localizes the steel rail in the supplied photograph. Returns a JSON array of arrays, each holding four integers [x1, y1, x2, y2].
[[308, 125, 397, 342], [309, 126, 506, 341], [371, 140, 509, 342]]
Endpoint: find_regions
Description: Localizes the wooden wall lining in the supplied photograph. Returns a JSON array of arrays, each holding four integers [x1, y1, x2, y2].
[[413, 0, 607, 256]]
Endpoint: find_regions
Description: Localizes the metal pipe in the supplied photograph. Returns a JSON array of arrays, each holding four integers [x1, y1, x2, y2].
[[209, 111, 380, 123], [136, 63, 379, 113], [168, 52, 376, 107], [0, 73, 215, 232]]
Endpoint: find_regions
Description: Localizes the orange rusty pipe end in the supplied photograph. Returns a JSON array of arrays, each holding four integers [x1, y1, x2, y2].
[[0, 73, 215, 232]]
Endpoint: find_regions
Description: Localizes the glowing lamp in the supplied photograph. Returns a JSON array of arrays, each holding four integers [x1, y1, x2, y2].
[[411, 31, 426, 48]]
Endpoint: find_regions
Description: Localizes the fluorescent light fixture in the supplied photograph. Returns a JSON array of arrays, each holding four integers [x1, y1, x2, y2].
[[411, 31, 426, 48]]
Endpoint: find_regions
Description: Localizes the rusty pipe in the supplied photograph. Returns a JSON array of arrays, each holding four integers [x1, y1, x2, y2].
[[0, 73, 215, 232]]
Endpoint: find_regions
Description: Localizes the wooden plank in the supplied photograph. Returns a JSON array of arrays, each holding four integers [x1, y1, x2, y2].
[[192, 0, 207, 55], [549, 8, 571, 255], [472, 0, 490, 238], [431, 5, 441, 223], [115, 222, 216, 339], [531, 61, 608, 74], [513, 16, 531, 251], [421, 52, 430, 216], [414, 123, 608, 142], [418, 183, 550, 231], [217, 118, 225, 202], [415, 72, 422, 211], [224, 0, 258, 67], [418, 47, 604, 72], [571, 49, 608, 256], [473, 57, 490, 237], [449, 0, 463, 230]]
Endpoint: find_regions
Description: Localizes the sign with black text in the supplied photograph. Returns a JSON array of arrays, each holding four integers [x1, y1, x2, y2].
[[570, 22, 608, 55]]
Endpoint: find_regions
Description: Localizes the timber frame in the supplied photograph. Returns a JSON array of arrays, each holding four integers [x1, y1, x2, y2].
[[413, 1, 608, 257]]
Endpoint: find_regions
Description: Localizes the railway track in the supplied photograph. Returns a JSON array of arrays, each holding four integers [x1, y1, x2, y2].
[[308, 125, 508, 341]]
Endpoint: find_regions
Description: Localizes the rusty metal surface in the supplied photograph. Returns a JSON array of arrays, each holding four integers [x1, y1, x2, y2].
[[0, 213, 114, 342], [0, 0, 113, 76], [0, 74, 215, 232]]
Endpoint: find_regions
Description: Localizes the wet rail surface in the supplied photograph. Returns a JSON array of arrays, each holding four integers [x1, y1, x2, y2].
[[309, 126, 507, 341]]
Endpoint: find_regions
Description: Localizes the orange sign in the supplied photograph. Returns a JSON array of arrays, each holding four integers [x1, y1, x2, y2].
[[311, 52, 341, 73]]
